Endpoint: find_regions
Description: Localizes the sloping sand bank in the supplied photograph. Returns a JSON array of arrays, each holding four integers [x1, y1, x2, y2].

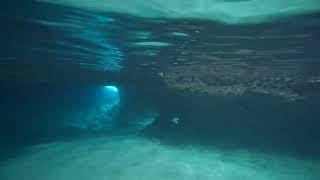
[[0, 136, 319, 180]]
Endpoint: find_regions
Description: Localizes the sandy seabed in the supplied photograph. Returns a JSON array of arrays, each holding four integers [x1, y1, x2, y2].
[[0, 135, 319, 180]]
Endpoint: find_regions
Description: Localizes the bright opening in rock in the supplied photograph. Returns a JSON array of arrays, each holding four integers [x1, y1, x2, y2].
[[102, 85, 120, 104]]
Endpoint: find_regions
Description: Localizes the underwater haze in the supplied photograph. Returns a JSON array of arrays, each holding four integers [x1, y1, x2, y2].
[[0, 0, 320, 179]]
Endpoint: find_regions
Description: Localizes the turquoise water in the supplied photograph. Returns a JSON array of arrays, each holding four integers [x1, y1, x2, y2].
[[0, 1, 320, 179]]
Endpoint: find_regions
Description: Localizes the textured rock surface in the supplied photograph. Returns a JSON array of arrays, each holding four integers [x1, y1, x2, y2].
[[162, 63, 314, 100]]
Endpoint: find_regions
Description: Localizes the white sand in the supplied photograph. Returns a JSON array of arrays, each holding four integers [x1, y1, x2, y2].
[[0, 136, 319, 180]]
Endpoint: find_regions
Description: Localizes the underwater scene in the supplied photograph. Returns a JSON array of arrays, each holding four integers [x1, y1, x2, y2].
[[1, 0, 320, 179]]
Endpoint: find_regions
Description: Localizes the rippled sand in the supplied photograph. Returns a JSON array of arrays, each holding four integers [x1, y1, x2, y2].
[[0, 136, 319, 180]]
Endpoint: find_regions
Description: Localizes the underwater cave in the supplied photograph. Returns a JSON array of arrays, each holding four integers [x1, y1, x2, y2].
[[1, 0, 320, 179]]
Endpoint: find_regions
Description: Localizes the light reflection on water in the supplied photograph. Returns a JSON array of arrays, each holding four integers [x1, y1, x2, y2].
[[0, 1, 320, 98]]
